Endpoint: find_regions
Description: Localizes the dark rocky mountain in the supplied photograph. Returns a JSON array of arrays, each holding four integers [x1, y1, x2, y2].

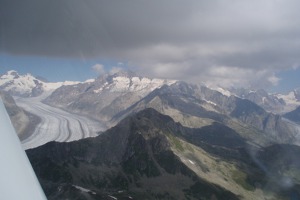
[[0, 91, 40, 140], [26, 108, 300, 200], [284, 106, 300, 124], [26, 109, 239, 200], [256, 144, 300, 196]]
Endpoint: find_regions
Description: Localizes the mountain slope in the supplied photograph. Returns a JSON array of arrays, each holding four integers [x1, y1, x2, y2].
[[113, 82, 298, 145], [27, 108, 300, 200], [214, 87, 300, 114], [229, 88, 286, 113], [44, 71, 175, 122], [27, 108, 239, 200]]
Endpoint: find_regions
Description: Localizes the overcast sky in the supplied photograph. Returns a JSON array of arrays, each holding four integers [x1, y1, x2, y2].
[[1, 0, 300, 92]]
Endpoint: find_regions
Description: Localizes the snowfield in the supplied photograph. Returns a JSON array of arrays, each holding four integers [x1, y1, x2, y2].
[[15, 92, 104, 150]]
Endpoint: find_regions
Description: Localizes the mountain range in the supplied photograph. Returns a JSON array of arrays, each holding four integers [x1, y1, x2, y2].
[[42, 72, 300, 145], [1, 70, 300, 199], [0, 70, 92, 97], [229, 87, 300, 114], [44, 70, 175, 122]]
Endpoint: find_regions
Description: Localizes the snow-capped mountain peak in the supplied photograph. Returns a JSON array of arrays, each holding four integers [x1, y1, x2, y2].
[[44, 71, 177, 122], [93, 71, 176, 94], [0, 71, 43, 97], [213, 87, 232, 97], [108, 75, 175, 93], [0, 70, 83, 97]]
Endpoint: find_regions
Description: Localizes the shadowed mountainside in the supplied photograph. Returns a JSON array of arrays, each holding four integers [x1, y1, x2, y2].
[[27, 108, 300, 200]]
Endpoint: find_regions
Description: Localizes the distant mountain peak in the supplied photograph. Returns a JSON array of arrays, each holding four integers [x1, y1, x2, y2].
[[0, 70, 81, 97]]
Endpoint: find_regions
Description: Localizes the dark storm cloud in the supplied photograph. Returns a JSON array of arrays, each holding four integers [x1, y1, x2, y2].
[[1, 0, 300, 87], [0, 0, 201, 56]]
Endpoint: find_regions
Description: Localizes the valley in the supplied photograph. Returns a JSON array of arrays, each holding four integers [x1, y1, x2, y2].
[[2, 0, 300, 198], [15, 92, 104, 150]]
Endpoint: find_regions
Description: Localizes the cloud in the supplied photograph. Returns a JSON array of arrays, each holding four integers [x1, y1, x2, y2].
[[91, 64, 105, 75], [92, 64, 123, 76], [268, 74, 281, 86], [1, 0, 300, 89], [109, 67, 122, 75]]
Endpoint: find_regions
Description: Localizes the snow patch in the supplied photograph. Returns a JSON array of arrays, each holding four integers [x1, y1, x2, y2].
[[93, 88, 103, 93], [188, 159, 195, 165], [207, 85, 231, 97], [203, 99, 217, 106], [215, 87, 231, 97], [108, 195, 118, 200], [73, 185, 96, 195]]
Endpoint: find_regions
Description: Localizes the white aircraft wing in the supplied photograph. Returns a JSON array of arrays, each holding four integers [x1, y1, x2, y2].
[[0, 98, 47, 200]]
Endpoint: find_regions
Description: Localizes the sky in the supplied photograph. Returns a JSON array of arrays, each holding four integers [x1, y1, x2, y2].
[[1, 0, 300, 93]]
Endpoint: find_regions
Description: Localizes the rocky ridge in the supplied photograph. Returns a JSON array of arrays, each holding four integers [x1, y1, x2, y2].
[[44, 71, 175, 122], [26, 109, 300, 200]]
